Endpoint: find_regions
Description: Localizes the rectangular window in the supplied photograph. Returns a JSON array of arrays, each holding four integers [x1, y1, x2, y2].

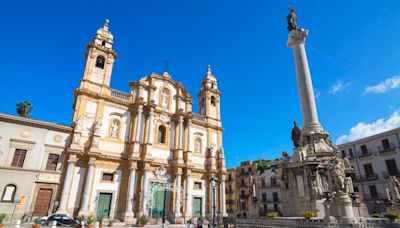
[[262, 193, 267, 202], [11, 149, 27, 168], [102, 173, 114, 182], [263, 204, 268, 212], [386, 159, 398, 175], [353, 186, 359, 192], [261, 179, 266, 188], [382, 139, 390, 150], [369, 185, 378, 199], [360, 145, 368, 155], [45, 153, 59, 171], [194, 182, 202, 190], [348, 148, 353, 158], [271, 178, 277, 186], [364, 163, 374, 178], [273, 192, 279, 202], [273, 204, 278, 211], [341, 150, 346, 158]]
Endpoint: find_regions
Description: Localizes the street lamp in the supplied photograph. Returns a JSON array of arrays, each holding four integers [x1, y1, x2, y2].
[[211, 176, 218, 228]]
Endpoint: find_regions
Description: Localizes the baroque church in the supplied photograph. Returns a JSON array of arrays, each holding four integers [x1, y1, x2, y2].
[[56, 20, 227, 224]]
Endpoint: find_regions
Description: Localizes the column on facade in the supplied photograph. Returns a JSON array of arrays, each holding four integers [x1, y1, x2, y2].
[[185, 172, 192, 218], [125, 166, 137, 216], [178, 116, 184, 150], [135, 107, 143, 142], [220, 175, 227, 217], [187, 119, 192, 152], [175, 172, 182, 217], [141, 169, 150, 215], [147, 110, 154, 144], [79, 158, 96, 215], [57, 156, 76, 214]]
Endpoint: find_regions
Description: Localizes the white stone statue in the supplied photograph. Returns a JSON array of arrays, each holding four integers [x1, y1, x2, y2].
[[110, 120, 119, 138], [161, 90, 169, 108], [330, 159, 346, 192], [74, 117, 82, 132], [195, 138, 201, 153], [154, 165, 167, 179], [389, 176, 400, 201]]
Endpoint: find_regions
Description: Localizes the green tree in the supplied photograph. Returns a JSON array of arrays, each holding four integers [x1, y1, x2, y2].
[[16, 101, 33, 117]]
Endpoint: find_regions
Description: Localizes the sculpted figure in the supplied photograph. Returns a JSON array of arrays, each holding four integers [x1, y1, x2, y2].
[[74, 117, 82, 132], [291, 121, 302, 148], [330, 159, 346, 192], [287, 8, 298, 31], [110, 120, 119, 138], [161, 90, 169, 108], [389, 176, 400, 201]]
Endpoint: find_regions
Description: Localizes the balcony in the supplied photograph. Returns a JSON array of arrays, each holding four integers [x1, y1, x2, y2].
[[378, 144, 397, 154], [352, 174, 379, 183], [382, 170, 400, 179], [110, 89, 130, 100], [356, 150, 374, 158], [363, 193, 387, 201]]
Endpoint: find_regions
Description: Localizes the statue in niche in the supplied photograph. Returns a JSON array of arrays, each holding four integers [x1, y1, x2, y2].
[[195, 138, 201, 153], [74, 117, 82, 132], [161, 89, 169, 108], [291, 121, 302, 148], [389, 176, 400, 201], [110, 120, 119, 138], [154, 165, 167, 179], [287, 7, 298, 32]]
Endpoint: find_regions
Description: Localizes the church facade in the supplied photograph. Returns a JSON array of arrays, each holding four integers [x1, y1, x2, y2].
[[56, 20, 227, 224]]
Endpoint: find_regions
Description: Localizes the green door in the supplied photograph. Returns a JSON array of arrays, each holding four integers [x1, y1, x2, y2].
[[97, 193, 112, 218], [192, 197, 202, 218], [149, 183, 166, 218]]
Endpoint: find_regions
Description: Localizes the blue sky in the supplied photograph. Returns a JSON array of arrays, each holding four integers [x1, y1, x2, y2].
[[1, 1, 400, 168]]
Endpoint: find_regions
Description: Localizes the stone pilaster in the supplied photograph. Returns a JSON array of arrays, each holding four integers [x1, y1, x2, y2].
[[125, 162, 137, 225], [79, 157, 96, 215], [56, 155, 77, 214], [184, 171, 192, 219], [174, 169, 183, 222], [133, 106, 143, 155], [220, 175, 227, 217], [140, 166, 150, 216]]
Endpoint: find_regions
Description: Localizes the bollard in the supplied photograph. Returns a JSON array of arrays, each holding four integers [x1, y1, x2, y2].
[[94, 221, 99, 228], [14, 220, 21, 228], [51, 221, 57, 228]]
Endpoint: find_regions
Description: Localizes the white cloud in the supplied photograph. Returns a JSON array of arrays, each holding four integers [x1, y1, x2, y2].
[[336, 110, 400, 144], [329, 81, 352, 95], [365, 75, 400, 94]]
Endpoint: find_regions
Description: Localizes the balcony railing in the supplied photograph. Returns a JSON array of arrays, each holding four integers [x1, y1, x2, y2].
[[378, 144, 397, 154], [382, 171, 400, 178], [110, 89, 130, 100], [352, 174, 379, 183], [363, 193, 387, 200], [356, 150, 374, 158], [193, 113, 205, 121]]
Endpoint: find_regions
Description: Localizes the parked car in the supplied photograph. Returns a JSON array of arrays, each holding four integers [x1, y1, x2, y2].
[[41, 214, 78, 226]]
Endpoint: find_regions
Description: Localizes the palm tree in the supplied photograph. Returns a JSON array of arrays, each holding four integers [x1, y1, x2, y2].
[[16, 101, 33, 118]]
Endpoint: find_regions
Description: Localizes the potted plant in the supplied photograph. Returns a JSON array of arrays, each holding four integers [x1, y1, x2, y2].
[[32, 217, 41, 228], [86, 215, 94, 228], [0, 214, 7, 228], [97, 216, 103, 227], [266, 211, 279, 218], [138, 215, 149, 227], [75, 215, 84, 228], [107, 219, 114, 227], [385, 211, 400, 222], [300, 211, 315, 221]]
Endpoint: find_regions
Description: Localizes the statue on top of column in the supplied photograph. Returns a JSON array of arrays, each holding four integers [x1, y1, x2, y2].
[[287, 7, 298, 32], [291, 120, 302, 148]]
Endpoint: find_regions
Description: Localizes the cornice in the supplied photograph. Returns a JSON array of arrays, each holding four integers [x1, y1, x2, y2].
[[0, 113, 72, 133]]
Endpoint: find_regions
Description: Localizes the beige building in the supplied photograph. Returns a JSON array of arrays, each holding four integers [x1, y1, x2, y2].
[[56, 20, 227, 224], [225, 168, 237, 216], [257, 159, 282, 215], [337, 127, 400, 214], [0, 113, 71, 221], [234, 161, 259, 218]]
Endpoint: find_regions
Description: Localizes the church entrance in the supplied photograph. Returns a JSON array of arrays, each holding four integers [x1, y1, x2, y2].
[[97, 193, 112, 218], [33, 188, 52, 216], [148, 182, 166, 218], [192, 197, 202, 218]]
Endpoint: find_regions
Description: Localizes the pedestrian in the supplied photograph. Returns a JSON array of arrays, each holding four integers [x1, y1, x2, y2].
[[197, 218, 203, 228]]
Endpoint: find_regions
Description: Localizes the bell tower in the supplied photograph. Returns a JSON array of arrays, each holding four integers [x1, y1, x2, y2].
[[198, 65, 221, 120], [79, 19, 117, 91]]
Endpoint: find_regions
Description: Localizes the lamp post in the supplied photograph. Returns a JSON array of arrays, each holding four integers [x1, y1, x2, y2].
[[211, 176, 218, 228]]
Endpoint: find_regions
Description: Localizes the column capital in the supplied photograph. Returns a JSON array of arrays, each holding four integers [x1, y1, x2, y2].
[[186, 170, 191, 177], [88, 157, 96, 165], [178, 115, 184, 122], [175, 167, 183, 175], [68, 154, 78, 163], [129, 161, 138, 169], [137, 106, 143, 113], [287, 29, 308, 47]]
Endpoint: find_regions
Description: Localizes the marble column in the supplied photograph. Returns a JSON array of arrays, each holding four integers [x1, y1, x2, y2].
[[185, 174, 192, 218], [56, 157, 76, 214], [125, 167, 137, 224], [175, 173, 182, 218], [141, 169, 150, 215], [287, 29, 323, 134], [178, 116, 184, 150], [220, 176, 227, 217], [135, 107, 143, 142], [147, 110, 154, 144], [79, 158, 96, 215]]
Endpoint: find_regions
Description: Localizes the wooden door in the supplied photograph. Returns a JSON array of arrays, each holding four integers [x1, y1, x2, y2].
[[192, 197, 202, 218], [97, 193, 112, 218], [33, 189, 52, 216]]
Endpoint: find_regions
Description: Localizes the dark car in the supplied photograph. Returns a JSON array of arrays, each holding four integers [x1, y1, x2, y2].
[[42, 214, 78, 227]]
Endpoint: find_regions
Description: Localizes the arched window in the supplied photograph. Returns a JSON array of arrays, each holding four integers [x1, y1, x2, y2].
[[109, 119, 120, 138], [95, 56, 105, 69], [194, 137, 202, 153], [211, 96, 216, 107], [101, 41, 106, 46], [158, 125, 166, 144], [1, 184, 16, 202]]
